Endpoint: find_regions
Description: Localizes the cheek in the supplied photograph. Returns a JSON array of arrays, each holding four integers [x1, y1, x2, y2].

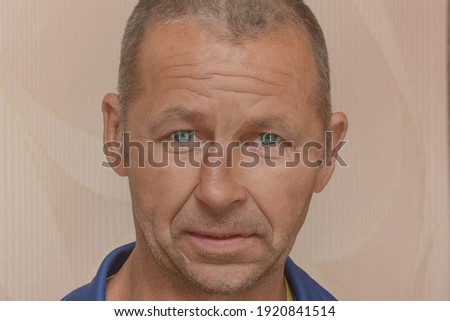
[[128, 159, 199, 230], [246, 166, 317, 242]]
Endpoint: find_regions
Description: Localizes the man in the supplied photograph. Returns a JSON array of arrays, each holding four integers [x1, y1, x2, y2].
[[63, 0, 348, 301]]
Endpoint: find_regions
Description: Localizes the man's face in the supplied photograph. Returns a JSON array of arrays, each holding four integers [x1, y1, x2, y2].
[[122, 21, 327, 294]]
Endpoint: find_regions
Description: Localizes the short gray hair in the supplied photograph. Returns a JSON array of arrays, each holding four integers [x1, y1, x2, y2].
[[118, 0, 331, 135]]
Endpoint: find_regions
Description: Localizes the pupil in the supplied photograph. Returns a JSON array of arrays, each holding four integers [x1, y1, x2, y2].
[[261, 133, 277, 145], [175, 131, 193, 143]]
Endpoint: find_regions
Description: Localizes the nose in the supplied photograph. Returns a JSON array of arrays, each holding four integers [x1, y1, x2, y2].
[[194, 156, 247, 213]]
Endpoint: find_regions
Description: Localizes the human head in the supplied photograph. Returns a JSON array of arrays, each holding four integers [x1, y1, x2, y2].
[[102, 0, 348, 300], [117, 0, 331, 137]]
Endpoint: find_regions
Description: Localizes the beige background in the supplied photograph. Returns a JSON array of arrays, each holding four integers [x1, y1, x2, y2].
[[0, 0, 448, 300]]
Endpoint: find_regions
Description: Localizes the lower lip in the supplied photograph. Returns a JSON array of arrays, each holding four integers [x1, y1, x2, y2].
[[185, 233, 256, 254]]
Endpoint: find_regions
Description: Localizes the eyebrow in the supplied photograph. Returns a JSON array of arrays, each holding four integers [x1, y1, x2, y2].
[[240, 116, 299, 140], [146, 106, 207, 136], [147, 106, 299, 141], [157, 106, 205, 122]]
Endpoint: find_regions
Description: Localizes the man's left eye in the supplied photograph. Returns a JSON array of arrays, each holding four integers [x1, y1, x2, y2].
[[173, 130, 195, 143], [258, 133, 281, 146]]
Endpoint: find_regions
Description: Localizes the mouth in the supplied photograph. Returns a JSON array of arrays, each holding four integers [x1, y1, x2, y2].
[[184, 231, 257, 256], [188, 231, 255, 241], [193, 233, 248, 239]]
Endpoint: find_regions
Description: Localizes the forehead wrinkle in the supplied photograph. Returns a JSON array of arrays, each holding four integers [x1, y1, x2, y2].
[[157, 62, 287, 86], [157, 70, 287, 98], [211, 88, 279, 97], [156, 63, 201, 77], [165, 86, 215, 99], [206, 72, 284, 88]]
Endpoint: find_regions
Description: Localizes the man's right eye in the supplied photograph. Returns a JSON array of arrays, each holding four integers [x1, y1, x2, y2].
[[172, 130, 195, 143]]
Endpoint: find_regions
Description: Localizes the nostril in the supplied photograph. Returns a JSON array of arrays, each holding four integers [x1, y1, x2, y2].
[[194, 176, 246, 211]]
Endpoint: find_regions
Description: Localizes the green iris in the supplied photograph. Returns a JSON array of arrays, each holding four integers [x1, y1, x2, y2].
[[259, 133, 280, 145], [173, 131, 195, 143]]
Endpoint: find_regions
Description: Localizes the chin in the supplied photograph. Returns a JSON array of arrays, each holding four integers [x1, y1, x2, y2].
[[180, 261, 277, 296]]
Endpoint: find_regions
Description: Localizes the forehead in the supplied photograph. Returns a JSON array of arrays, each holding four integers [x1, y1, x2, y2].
[[137, 19, 317, 94], [128, 19, 323, 138]]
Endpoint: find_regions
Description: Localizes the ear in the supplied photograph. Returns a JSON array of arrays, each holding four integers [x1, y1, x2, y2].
[[314, 112, 348, 193], [102, 93, 127, 177]]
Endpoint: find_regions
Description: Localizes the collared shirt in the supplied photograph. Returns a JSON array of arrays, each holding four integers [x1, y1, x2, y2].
[[62, 243, 336, 301]]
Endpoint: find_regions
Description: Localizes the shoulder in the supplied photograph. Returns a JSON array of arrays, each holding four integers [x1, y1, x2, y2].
[[62, 243, 135, 301], [285, 257, 336, 301]]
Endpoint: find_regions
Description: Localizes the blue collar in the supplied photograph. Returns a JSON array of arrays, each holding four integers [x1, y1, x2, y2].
[[63, 242, 335, 301]]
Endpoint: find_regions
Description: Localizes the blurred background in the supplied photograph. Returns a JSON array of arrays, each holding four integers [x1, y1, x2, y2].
[[0, 0, 448, 300]]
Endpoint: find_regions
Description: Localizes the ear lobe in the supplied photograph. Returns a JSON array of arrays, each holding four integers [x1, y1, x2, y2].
[[314, 164, 334, 193], [102, 93, 127, 177], [314, 112, 348, 193]]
